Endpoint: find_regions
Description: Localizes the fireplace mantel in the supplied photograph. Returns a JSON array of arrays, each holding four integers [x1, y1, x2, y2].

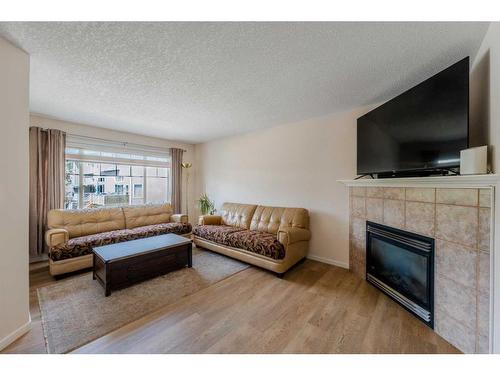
[[339, 174, 500, 188]]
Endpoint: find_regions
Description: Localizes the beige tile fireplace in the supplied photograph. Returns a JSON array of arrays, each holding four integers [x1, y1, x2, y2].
[[340, 175, 496, 354]]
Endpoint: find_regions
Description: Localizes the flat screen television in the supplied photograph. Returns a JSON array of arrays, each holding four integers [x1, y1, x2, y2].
[[357, 57, 469, 177]]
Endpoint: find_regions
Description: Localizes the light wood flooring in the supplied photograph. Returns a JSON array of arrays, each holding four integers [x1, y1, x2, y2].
[[2, 255, 460, 354]]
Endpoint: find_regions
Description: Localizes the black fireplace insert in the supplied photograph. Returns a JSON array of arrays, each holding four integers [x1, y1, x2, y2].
[[366, 221, 434, 327]]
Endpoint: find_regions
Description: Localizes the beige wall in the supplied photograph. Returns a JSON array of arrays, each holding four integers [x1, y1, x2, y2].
[[471, 22, 500, 354], [195, 107, 371, 267], [0, 38, 30, 349], [30, 114, 198, 219], [472, 22, 500, 173]]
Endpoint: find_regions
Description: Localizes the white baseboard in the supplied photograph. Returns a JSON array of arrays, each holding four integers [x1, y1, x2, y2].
[[307, 254, 349, 269], [0, 318, 31, 352]]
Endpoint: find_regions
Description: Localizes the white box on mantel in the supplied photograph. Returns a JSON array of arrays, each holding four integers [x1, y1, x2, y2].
[[460, 146, 488, 175]]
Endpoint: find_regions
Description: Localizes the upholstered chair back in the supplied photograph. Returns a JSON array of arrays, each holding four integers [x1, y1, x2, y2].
[[47, 207, 125, 238], [122, 203, 173, 229], [220, 202, 258, 229], [250, 206, 309, 234]]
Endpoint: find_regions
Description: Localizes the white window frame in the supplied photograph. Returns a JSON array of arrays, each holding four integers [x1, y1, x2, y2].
[[64, 135, 172, 209]]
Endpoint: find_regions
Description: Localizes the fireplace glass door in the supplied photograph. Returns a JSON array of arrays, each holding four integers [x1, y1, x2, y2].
[[366, 221, 434, 327]]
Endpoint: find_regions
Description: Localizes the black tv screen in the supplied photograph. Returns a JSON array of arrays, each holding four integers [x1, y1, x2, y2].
[[357, 57, 469, 176]]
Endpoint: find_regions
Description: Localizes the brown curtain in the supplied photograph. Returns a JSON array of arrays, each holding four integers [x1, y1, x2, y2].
[[29, 127, 66, 257], [170, 148, 183, 214]]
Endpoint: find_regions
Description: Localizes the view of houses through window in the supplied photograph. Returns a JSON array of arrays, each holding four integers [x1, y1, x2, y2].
[[65, 160, 170, 209]]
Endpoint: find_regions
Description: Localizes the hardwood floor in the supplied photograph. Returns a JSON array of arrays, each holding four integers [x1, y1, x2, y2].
[[2, 256, 460, 354]]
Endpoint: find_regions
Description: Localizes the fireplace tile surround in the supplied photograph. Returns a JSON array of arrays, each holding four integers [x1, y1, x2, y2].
[[345, 181, 493, 354]]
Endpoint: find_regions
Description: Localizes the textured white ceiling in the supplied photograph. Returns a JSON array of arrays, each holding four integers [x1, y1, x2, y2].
[[0, 22, 489, 143]]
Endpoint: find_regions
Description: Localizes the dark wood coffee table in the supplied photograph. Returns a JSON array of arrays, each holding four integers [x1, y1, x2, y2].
[[92, 233, 192, 296]]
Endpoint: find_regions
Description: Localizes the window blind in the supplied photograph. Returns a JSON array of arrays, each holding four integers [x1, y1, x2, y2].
[[65, 134, 171, 167]]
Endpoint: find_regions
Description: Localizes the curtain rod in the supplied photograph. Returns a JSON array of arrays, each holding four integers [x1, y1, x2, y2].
[[67, 133, 187, 153]]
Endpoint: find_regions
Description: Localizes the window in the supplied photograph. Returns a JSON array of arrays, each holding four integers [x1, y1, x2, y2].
[[133, 183, 143, 198], [65, 161, 171, 209], [64, 137, 171, 209], [115, 184, 124, 195]]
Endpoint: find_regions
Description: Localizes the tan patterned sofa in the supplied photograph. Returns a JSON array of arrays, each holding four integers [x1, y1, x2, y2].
[[193, 202, 310, 276], [45, 203, 191, 276]]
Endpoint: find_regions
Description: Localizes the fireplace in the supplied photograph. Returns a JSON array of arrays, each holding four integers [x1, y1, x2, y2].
[[366, 221, 434, 328]]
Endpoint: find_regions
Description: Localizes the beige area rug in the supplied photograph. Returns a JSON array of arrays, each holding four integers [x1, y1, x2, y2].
[[37, 249, 249, 353]]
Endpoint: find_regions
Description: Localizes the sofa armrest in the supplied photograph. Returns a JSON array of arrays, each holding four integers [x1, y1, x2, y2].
[[198, 215, 222, 225], [170, 214, 189, 224], [45, 228, 69, 247], [277, 227, 311, 246]]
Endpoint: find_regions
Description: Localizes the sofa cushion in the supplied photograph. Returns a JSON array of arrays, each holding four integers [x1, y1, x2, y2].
[[192, 225, 245, 244], [219, 202, 257, 229], [47, 207, 125, 238], [49, 222, 192, 261], [193, 225, 285, 260], [250, 206, 309, 234], [122, 203, 174, 229], [227, 230, 286, 260], [49, 228, 133, 261], [127, 222, 192, 237]]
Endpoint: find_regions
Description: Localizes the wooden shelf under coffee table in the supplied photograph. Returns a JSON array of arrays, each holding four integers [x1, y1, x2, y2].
[[92, 233, 192, 296]]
